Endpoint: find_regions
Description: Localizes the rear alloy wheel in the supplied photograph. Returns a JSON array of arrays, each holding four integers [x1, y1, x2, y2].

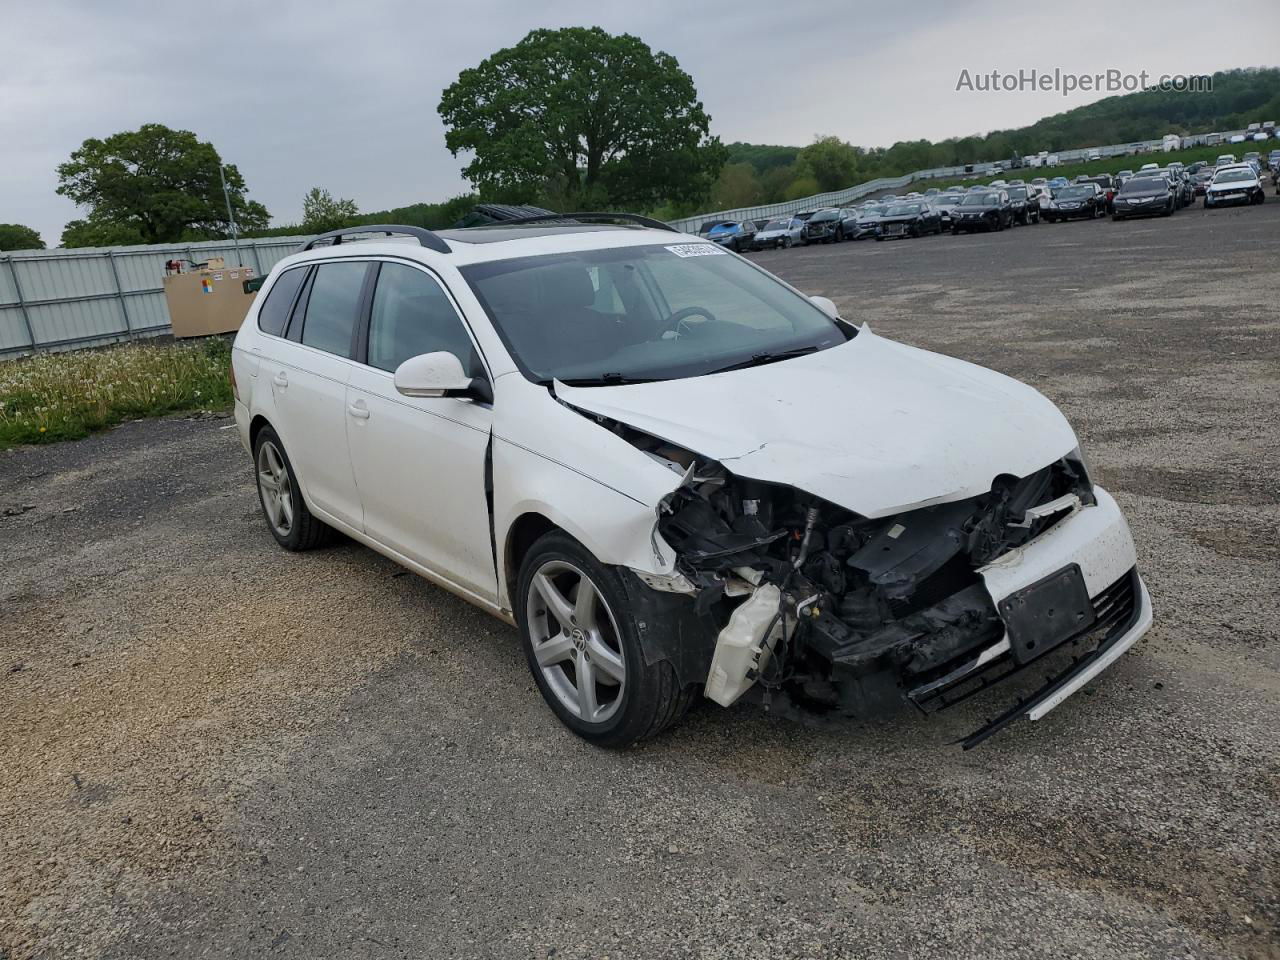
[[254, 427, 332, 551], [517, 532, 693, 747]]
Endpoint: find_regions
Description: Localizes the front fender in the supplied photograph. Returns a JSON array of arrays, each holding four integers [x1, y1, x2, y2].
[[493, 437, 678, 611]]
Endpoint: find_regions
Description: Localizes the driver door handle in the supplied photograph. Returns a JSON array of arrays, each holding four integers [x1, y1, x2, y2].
[[272, 372, 288, 389], [347, 400, 370, 420]]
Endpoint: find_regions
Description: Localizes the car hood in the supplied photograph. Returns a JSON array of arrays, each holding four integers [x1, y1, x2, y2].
[[878, 213, 921, 224], [1208, 179, 1255, 191], [555, 330, 1077, 519]]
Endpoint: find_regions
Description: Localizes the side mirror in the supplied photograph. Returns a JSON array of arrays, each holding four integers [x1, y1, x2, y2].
[[809, 295, 839, 320], [393, 351, 490, 402]]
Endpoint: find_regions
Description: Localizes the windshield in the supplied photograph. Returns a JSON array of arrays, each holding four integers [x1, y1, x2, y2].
[[762, 220, 790, 231], [1120, 179, 1163, 194], [1056, 186, 1092, 198], [934, 195, 962, 206], [1214, 169, 1253, 183], [810, 210, 839, 221], [461, 244, 850, 384], [885, 203, 923, 215], [960, 193, 999, 205], [859, 206, 887, 217], [1006, 187, 1028, 200]]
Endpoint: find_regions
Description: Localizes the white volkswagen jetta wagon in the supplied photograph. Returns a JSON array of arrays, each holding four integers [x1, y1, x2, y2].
[[231, 216, 1152, 748]]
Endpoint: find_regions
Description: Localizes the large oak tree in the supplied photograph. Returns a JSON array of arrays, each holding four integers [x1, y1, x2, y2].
[[56, 124, 269, 246], [438, 27, 726, 209]]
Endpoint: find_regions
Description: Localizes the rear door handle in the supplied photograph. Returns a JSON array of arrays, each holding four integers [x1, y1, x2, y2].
[[272, 372, 288, 388], [347, 401, 370, 420]]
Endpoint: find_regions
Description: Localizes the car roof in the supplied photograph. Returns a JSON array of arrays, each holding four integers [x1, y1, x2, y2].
[[274, 223, 699, 271]]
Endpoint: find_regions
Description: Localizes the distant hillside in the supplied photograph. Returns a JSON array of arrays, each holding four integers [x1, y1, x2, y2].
[[991, 66, 1280, 154], [728, 67, 1280, 175]]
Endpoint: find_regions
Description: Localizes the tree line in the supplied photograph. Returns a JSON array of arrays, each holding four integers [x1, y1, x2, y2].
[[2, 32, 1275, 252]]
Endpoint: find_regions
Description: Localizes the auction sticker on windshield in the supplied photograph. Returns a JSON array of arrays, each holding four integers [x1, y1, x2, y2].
[[666, 243, 729, 258]]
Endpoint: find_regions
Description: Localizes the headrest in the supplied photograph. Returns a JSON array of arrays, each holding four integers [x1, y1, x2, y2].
[[536, 262, 595, 312]]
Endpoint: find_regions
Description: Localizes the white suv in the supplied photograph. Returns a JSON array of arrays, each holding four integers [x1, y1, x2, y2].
[[231, 217, 1152, 748]]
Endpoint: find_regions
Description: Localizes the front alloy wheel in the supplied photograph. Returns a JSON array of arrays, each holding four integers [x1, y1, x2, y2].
[[526, 559, 627, 725], [517, 532, 693, 747]]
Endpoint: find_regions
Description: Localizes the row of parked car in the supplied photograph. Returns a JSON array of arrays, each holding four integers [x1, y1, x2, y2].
[[698, 147, 1280, 251]]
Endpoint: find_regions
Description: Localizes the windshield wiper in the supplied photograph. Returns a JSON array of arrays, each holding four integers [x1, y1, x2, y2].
[[556, 372, 663, 387], [704, 344, 822, 375]]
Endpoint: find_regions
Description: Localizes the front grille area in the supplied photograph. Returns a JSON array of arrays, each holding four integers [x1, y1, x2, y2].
[[1088, 569, 1138, 637], [907, 566, 1140, 715]]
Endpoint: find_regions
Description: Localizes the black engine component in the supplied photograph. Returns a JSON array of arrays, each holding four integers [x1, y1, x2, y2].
[[656, 452, 1093, 720]]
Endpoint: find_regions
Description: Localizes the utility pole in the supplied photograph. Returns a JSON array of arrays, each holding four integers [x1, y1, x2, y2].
[[219, 164, 244, 266]]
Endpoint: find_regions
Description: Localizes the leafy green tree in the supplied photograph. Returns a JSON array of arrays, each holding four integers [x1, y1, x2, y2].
[[438, 27, 726, 209], [795, 136, 861, 193], [0, 224, 44, 250], [59, 218, 146, 248], [783, 176, 820, 201], [724, 142, 801, 175], [56, 124, 269, 244], [710, 163, 762, 209], [759, 163, 800, 203], [301, 187, 360, 233]]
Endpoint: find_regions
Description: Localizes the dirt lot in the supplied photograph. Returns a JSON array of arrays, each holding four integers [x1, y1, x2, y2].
[[3, 200, 1278, 960]]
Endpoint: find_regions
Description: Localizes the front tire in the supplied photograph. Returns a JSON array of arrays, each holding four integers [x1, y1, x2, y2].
[[517, 532, 693, 748], [253, 426, 332, 551]]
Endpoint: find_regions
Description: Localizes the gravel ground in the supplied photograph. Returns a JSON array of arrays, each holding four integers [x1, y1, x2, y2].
[[2, 200, 1278, 960]]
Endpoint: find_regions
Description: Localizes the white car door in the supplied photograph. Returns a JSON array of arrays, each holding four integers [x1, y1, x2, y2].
[[345, 260, 497, 602], [268, 259, 370, 531]]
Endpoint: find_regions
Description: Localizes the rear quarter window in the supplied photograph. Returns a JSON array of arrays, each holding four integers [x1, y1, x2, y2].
[[256, 267, 307, 337]]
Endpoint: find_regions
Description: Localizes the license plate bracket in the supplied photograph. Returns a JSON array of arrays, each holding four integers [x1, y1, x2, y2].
[[999, 563, 1095, 664]]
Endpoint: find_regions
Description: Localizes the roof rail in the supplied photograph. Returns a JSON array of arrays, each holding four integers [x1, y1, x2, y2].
[[298, 224, 451, 254], [491, 212, 679, 233]]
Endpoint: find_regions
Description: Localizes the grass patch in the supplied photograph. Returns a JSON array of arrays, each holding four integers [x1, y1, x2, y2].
[[0, 338, 233, 449]]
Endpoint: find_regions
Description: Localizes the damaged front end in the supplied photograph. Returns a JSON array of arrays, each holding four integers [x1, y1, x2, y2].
[[636, 428, 1128, 744]]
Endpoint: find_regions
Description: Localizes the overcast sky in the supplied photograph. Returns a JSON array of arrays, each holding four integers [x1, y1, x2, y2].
[[3, 0, 1277, 245]]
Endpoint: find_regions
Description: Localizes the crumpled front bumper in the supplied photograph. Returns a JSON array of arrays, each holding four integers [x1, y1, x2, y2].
[[905, 486, 1154, 747]]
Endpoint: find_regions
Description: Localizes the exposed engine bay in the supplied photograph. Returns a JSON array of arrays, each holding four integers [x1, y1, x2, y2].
[[598, 414, 1102, 729]]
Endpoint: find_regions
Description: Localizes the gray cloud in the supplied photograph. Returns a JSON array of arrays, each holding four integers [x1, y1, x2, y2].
[[2, 0, 1276, 245]]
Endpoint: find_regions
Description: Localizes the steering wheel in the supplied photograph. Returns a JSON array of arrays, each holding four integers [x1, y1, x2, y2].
[[662, 305, 720, 339]]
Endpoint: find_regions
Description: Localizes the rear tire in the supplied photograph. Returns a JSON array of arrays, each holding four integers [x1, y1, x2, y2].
[[516, 531, 694, 748], [253, 426, 333, 552]]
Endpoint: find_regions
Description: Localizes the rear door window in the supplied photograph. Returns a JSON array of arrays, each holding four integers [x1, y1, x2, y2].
[[256, 267, 307, 337], [300, 261, 369, 358]]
